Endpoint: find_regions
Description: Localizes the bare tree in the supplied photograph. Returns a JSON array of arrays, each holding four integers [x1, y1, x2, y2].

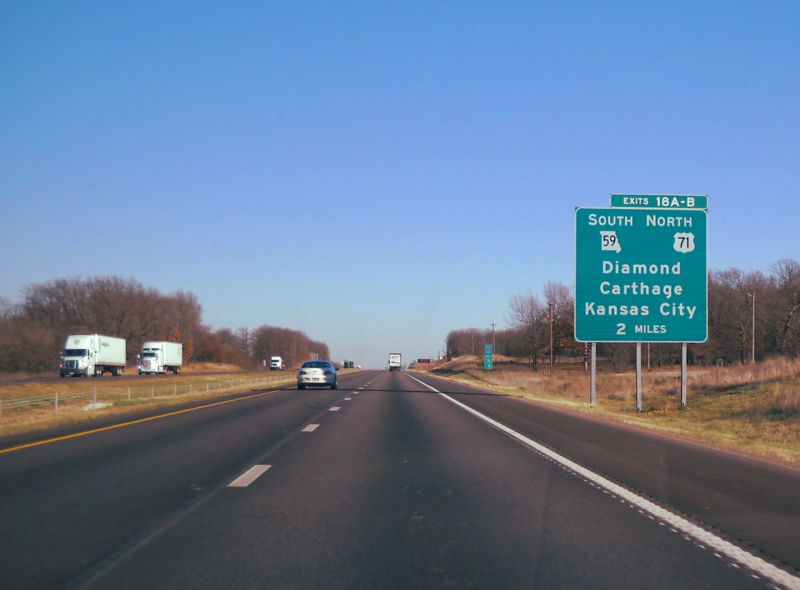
[[771, 259, 800, 357], [445, 328, 488, 359], [543, 281, 575, 365], [0, 296, 16, 318], [509, 292, 546, 370]]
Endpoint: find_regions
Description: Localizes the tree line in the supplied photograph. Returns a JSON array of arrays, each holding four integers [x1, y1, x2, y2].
[[446, 259, 800, 370], [0, 276, 329, 372]]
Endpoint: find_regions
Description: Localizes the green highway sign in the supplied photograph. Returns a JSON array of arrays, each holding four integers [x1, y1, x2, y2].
[[575, 207, 708, 343], [484, 344, 493, 370], [610, 194, 707, 210]]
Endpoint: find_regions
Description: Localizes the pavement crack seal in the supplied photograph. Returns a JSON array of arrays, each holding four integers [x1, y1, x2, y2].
[[404, 372, 800, 590]]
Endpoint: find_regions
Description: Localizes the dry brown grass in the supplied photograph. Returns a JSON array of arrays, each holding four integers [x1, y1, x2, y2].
[[419, 355, 800, 466], [0, 364, 367, 439], [0, 366, 296, 439]]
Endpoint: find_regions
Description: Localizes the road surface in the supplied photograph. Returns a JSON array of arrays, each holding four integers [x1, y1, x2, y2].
[[1, 370, 798, 589]]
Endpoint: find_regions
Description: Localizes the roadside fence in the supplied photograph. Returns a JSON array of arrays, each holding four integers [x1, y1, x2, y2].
[[0, 373, 296, 419]]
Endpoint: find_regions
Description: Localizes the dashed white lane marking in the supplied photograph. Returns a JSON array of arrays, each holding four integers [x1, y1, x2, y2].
[[404, 373, 800, 590], [302, 424, 320, 432], [329, 407, 341, 412], [344, 397, 352, 401], [228, 465, 271, 488]]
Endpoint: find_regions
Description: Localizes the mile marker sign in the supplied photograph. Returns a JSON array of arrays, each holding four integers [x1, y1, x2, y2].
[[575, 207, 707, 343]]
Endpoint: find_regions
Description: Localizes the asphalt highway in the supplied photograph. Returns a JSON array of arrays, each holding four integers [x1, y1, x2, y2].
[[0, 370, 798, 589]]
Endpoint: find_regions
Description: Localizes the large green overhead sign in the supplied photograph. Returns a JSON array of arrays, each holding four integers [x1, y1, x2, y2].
[[575, 207, 708, 343]]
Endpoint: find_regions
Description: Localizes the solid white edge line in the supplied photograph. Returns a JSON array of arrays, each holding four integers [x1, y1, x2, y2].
[[228, 464, 271, 488], [404, 373, 800, 590]]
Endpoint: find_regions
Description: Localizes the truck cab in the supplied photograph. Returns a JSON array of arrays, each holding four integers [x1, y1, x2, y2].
[[61, 346, 92, 377]]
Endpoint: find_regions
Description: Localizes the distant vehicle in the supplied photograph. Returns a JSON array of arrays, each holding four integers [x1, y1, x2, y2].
[[60, 334, 126, 378], [388, 353, 402, 371], [269, 356, 284, 370], [138, 341, 183, 375], [342, 360, 355, 368], [297, 360, 338, 389]]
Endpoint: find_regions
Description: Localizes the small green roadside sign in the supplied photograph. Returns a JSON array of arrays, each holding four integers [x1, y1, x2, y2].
[[484, 344, 493, 370], [575, 207, 707, 343]]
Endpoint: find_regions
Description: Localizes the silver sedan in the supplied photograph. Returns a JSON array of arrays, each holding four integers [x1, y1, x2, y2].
[[297, 360, 338, 390]]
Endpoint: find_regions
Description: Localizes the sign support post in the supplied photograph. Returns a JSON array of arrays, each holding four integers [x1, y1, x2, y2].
[[636, 343, 643, 411], [681, 343, 688, 408], [590, 342, 597, 405]]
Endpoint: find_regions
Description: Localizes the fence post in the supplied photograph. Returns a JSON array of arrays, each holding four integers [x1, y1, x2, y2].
[[128, 387, 131, 401], [0, 399, 3, 419], [93, 387, 97, 403], [55, 392, 59, 414]]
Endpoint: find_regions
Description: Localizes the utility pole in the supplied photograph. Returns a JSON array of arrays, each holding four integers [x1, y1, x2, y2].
[[549, 304, 554, 371], [750, 292, 756, 364], [490, 323, 496, 355]]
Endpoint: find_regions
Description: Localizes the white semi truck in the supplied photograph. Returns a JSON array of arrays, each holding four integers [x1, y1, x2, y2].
[[388, 353, 402, 371], [60, 334, 126, 377], [138, 341, 183, 375], [269, 356, 284, 370]]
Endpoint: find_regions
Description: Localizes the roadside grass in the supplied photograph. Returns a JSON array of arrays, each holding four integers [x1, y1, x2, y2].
[[0, 365, 298, 438], [418, 355, 800, 466]]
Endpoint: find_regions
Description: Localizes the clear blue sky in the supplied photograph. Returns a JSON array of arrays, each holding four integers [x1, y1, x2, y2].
[[2, 1, 798, 368]]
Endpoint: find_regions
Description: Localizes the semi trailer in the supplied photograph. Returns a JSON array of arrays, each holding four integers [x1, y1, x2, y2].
[[60, 334, 126, 377], [138, 341, 183, 375]]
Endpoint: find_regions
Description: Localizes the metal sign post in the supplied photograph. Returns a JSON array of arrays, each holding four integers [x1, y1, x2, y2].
[[636, 343, 643, 411], [590, 342, 597, 405], [681, 343, 688, 408]]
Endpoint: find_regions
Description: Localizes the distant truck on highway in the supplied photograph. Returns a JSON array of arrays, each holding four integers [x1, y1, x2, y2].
[[60, 334, 126, 377], [138, 341, 183, 375], [269, 356, 284, 370], [388, 353, 402, 371]]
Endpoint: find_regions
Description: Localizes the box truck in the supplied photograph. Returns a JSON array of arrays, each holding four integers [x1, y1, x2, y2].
[[60, 334, 126, 377], [138, 341, 183, 375], [388, 353, 402, 371], [269, 356, 284, 370]]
